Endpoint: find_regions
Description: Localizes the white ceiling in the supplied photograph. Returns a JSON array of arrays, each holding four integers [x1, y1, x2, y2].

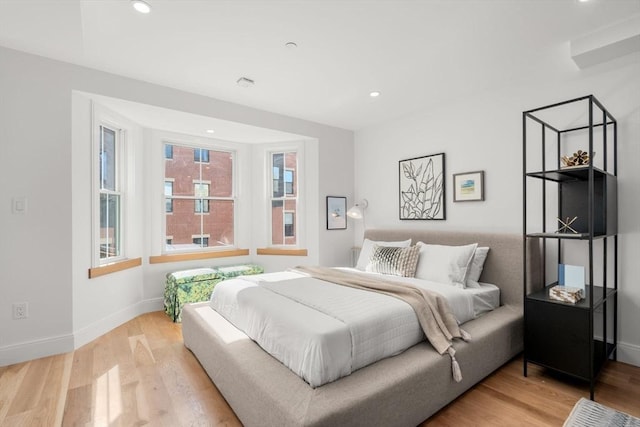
[[1, 0, 639, 133]]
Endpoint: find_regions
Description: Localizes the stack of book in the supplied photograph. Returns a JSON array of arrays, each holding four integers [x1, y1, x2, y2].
[[549, 285, 584, 304]]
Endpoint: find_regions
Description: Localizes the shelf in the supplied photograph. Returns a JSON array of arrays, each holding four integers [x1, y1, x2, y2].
[[526, 166, 613, 183], [526, 232, 615, 240], [527, 284, 616, 310], [523, 95, 618, 400]]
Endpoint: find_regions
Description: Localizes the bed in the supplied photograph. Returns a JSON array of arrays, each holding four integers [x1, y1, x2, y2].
[[182, 229, 542, 426]]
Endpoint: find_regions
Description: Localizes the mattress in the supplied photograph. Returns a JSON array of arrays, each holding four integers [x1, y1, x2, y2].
[[209, 268, 500, 387]]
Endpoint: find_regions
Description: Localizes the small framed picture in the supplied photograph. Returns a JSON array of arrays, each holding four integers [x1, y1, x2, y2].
[[453, 171, 485, 202], [326, 196, 347, 230]]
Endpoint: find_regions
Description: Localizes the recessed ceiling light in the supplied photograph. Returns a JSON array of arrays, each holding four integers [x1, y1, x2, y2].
[[132, 0, 151, 13], [237, 77, 255, 88], [206, 129, 215, 134], [285, 41, 298, 49], [369, 91, 381, 98]]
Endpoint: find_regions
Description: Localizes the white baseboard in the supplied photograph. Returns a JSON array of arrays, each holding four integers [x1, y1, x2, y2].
[[0, 297, 164, 367], [0, 333, 74, 367], [617, 341, 640, 367], [73, 297, 164, 349]]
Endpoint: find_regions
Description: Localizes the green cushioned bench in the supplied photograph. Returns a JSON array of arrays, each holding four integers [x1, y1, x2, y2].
[[164, 264, 263, 322]]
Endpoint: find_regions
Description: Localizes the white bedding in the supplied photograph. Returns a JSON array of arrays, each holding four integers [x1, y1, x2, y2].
[[209, 268, 499, 387]]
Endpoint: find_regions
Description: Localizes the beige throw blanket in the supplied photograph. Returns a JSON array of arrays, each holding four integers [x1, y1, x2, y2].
[[294, 266, 470, 382]]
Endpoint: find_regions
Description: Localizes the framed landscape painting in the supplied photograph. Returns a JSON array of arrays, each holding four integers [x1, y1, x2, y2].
[[326, 196, 347, 230], [453, 171, 485, 202], [399, 153, 445, 220]]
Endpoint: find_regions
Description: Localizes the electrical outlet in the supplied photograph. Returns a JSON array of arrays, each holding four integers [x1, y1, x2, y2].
[[13, 302, 28, 320]]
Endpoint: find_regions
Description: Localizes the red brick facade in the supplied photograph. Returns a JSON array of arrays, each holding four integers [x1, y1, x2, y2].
[[165, 145, 234, 249]]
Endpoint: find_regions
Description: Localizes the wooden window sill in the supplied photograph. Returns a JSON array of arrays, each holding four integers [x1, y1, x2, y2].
[[256, 248, 308, 256], [88, 257, 142, 279], [149, 248, 250, 264]]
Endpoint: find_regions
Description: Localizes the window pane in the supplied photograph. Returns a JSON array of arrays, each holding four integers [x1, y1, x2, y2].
[[166, 199, 193, 251], [272, 153, 284, 198], [165, 146, 195, 197], [164, 144, 173, 159], [165, 199, 234, 251], [270, 151, 298, 246], [164, 143, 235, 252], [100, 193, 120, 259], [100, 126, 116, 191], [284, 153, 297, 197], [271, 200, 283, 245], [203, 200, 234, 247], [284, 199, 297, 245], [211, 150, 233, 197]]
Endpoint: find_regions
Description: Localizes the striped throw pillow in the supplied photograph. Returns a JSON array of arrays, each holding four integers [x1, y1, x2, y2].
[[365, 244, 420, 277]]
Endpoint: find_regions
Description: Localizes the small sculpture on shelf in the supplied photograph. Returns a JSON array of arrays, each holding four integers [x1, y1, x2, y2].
[[556, 216, 579, 234], [561, 150, 594, 168]]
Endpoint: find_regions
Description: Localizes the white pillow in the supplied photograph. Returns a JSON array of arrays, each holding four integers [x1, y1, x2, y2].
[[356, 238, 411, 270], [415, 242, 478, 288], [466, 247, 490, 289]]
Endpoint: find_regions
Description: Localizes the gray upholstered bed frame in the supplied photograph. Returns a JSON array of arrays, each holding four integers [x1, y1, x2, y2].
[[182, 229, 542, 427]]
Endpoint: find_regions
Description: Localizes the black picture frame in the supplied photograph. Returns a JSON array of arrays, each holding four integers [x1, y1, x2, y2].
[[326, 196, 347, 230], [453, 170, 485, 202], [399, 153, 445, 220]]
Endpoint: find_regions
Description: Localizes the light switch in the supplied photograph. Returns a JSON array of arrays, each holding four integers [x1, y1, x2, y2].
[[12, 197, 27, 214]]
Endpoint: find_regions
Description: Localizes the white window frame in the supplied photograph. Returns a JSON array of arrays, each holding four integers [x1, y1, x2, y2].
[[161, 139, 237, 254], [92, 107, 128, 266]]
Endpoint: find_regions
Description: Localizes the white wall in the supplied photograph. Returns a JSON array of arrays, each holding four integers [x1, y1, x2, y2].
[[354, 54, 640, 366], [0, 45, 354, 365]]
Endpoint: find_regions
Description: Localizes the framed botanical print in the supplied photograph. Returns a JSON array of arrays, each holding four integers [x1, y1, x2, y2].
[[399, 153, 445, 220]]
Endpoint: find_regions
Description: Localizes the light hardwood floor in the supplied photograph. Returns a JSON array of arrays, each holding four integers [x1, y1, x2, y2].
[[1, 311, 638, 426]]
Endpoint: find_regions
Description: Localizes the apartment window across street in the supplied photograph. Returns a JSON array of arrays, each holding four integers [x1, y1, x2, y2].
[[194, 182, 210, 213], [165, 144, 173, 159], [285, 169, 294, 195], [270, 151, 298, 246], [284, 211, 295, 237], [194, 148, 209, 163], [164, 143, 235, 252], [98, 125, 122, 261], [192, 236, 209, 247]]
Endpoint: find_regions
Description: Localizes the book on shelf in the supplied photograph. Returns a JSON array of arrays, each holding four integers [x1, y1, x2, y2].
[[559, 263, 585, 290], [549, 285, 584, 304]]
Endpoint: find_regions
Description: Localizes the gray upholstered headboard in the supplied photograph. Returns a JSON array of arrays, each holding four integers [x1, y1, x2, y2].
[[363, 229, 542, 309]]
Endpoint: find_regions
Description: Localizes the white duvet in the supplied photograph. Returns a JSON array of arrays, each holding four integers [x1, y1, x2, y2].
[[209, 268, 499, 387]]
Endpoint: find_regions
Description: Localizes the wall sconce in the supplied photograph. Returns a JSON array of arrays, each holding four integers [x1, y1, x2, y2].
[[347, 199, 368, 220]]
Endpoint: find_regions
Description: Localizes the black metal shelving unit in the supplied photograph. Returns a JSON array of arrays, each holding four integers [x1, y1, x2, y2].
[[522, 95, 618, 400]]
